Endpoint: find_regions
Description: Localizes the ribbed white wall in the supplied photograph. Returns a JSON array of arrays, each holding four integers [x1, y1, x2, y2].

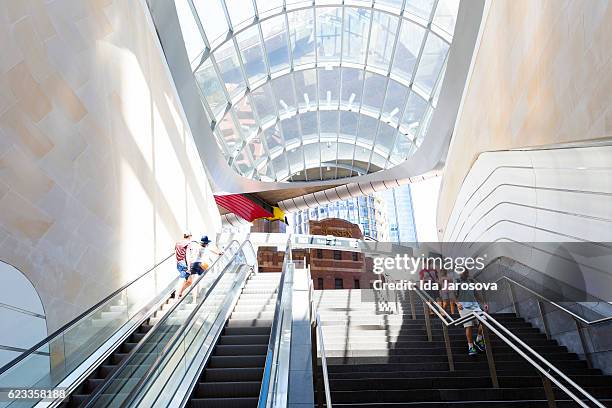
[[441, 144, 612, 301]]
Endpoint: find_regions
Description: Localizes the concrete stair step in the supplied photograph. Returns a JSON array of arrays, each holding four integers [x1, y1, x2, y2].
[[324, 360, 588, 371], [327, 368, 604, 379]]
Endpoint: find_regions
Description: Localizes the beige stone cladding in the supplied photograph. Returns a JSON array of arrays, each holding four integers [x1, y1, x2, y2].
[[0, 0, 220, 333]]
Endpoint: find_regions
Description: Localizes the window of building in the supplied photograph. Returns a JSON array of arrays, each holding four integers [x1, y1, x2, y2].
[[351, 252, 358, 261], [317, 278, 324, 290], [317, 248, 323, 258], [333, 250, 342, 260], [354, 279, 360, 289], [334, 278, 343, 289]]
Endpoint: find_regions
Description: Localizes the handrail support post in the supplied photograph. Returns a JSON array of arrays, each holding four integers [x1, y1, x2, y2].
[[506, 280, 519, 317], [423, 301, 433, 342], [409, 289, 416, 320], [574, 318, 592, 369], [537, 300, 551, 340], [541, 374, 558, 408], [482, 322, 499, 388], [442, 324, 454, 371]]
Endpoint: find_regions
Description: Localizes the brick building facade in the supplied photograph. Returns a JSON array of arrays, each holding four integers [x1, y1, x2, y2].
[[257, 218, 376, 290]]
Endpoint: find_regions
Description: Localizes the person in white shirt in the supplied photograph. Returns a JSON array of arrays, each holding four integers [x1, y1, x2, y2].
[[187, 235, 223, 279]]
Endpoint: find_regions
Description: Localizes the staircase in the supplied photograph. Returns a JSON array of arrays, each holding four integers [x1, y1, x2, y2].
[[315, 289, 612, 407], [188, 272, 281, 408], [61, 294, 187, 407]]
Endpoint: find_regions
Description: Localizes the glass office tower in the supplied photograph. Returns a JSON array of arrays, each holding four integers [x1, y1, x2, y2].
[[290, 195, 380, 239], [377, 184, 418, 242], [289, 184, 417, 242]]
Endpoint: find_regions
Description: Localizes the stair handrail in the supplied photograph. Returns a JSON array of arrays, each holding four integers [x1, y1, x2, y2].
[[314, 313, 333, 408], [82, 239, 243, 408], [0, 251, 175, 376], [494, 275, 612, 325], [258, 238, 293, 408], [411, 286, 606, 408]]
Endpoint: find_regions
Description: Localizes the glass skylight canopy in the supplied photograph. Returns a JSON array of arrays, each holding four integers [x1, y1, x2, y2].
[[176, 0, 459, 182]]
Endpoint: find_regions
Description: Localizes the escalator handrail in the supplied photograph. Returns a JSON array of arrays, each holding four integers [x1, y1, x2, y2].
[[258, 238, 292, 408], [82, 239, 241, 408], [412, 287, 606, 408], [0, 251, 175, 376], [120, 243, 255, 408], [494, 276, 612, 325]]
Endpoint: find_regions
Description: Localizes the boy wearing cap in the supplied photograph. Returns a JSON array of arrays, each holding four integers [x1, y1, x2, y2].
[[187, 235, 223, 279]]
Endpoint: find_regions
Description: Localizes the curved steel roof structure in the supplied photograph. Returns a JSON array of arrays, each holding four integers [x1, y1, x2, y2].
[[175, 0, 460, 182]]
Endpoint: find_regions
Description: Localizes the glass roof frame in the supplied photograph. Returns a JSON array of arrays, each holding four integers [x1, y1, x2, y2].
[[177, 0, 459, 182]]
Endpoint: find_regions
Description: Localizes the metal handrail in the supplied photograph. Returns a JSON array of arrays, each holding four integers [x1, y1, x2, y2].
[[411, 287, 606, 408], [0, 252, 175, 376], [315, 313, 332, 408], [126, 260, 253, 407], [308, 264, 332, 408], [495, 275, 612, 325], [82, 240, 241, 407], [258, 238, 292, 408], [120, 240, 255, 408]]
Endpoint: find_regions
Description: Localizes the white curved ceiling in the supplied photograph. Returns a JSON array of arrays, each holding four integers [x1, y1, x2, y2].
[[175, 0, 460, 182]]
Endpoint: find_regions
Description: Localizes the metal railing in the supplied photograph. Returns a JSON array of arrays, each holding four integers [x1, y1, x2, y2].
[[493, 275, 612, 369], [82, 240, 242, 407], [309, 268, 332, 408], [409, 287, 606, 408], [126, 241, 256, 407], [0, 252, 175, 375], [258, 238, 293, 408], [313, 313, 332, 408], [0, 252, 178, 406]]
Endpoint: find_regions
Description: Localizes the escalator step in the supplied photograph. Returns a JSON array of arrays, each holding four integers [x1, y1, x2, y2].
[[223, 327, 271, 336], [97, 364, 117, 377], [85, 378, 105, 392], [121, 342, 138, 352], [214, 345, 267, 356], [189, 397, 257, 408], [209, 355, 266, 368], [112, 353, 129, 364], [217, 335, 269, 345], [203, 368, 264, 382], [69, 394, 88, 406], [196, 381, 261, 397], [226, 319, 273, 328], [139, 324, 154, 333]]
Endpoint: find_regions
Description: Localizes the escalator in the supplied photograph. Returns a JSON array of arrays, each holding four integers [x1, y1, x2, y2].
[[0, 253, 181, 408], [187, 272, 281, 407], [94, 239, 295, 408], [79, 240, 251, 407], [0, 240, 246, 408], [59, 295, 177, 407]]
